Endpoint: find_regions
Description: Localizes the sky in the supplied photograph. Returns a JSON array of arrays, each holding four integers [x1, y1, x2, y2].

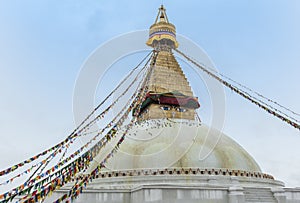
[[0, 0, 300, 188]]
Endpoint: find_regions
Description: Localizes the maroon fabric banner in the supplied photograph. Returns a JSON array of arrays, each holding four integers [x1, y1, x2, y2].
[[145, 91, 200, 109]]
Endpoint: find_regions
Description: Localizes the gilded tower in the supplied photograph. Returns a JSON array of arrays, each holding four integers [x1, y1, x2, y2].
[[138, 5, 200, 120]]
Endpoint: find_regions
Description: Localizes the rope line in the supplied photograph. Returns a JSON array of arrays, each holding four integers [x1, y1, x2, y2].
[[0, 51, 153, 179], [174, 49, 300, 131], [177, 52, 300, 118], [0, 52, 156, 203]]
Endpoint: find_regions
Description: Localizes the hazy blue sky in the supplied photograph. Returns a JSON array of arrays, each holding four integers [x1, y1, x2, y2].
[[0, 0, 300, 187]]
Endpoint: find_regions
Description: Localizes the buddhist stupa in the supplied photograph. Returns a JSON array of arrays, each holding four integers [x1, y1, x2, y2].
[[50, 5, 300, 203]]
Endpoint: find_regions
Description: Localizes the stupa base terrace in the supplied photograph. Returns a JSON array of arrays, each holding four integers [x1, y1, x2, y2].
[[48, 169, 300, 203]]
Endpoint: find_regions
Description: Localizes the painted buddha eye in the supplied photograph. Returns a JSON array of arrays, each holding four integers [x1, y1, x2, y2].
[[161, 106, 171, 111], [176, 107, 186, 112]]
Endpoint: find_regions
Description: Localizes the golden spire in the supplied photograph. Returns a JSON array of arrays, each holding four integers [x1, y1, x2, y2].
[[137, 5, 200, 121]]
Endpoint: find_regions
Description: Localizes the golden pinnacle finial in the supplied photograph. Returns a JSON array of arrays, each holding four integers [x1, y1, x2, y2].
[[146, 5, 178, 50], [155, 4, 168, 24]]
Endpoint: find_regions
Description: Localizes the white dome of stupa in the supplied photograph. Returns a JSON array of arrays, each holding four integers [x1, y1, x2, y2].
[[89, 119, 261, 174]]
